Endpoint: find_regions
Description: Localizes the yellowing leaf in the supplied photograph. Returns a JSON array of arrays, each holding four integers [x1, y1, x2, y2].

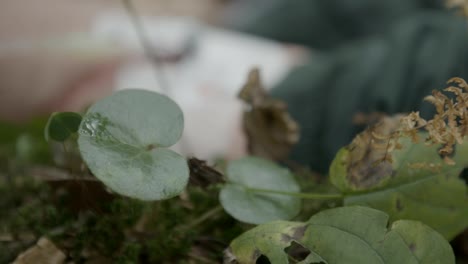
[[330, 130, 468, 239]]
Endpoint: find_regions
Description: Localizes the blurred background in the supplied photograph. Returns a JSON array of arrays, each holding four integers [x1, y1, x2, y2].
[[1, 0, 468, 167], [0, 0, 307, 160], [1, 1, 468, 262]]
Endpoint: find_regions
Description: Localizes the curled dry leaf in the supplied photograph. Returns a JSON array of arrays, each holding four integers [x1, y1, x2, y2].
[[14, 237, 66, 264], [238, 68, 300, 161]]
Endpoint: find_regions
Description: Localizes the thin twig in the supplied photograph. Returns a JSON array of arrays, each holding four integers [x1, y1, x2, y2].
[[180, 206, 223, 232], [121, 0, 169, 93]]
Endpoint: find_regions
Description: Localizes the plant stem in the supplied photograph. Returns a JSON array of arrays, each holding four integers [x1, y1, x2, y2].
[[121, 0, 169, 93], [246, 187, 343, 200], [62, 141, 73, 175], [180, 206, 223, 231]]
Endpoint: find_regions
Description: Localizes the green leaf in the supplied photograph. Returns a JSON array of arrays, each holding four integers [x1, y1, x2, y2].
[[390, 220, 455, 263], [77, 89, 188, 200], [220, 156, 301, 224], [226, 206, 455, 264], [0, 118, 52, 165], [45, 112, 82, 142], [226, 221, 306, 264], [329, 133, 468, 239]]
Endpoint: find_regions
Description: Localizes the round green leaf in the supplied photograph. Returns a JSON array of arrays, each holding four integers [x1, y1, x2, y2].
[[227, 206, 455, 264], [45, 112, 82, 142], [78, 89, 188, 200], [220, 156, 301, 224]]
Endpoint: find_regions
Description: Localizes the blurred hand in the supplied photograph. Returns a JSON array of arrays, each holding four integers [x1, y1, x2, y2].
[[173, 93, 248, 160], [0, 0, 130, 122]]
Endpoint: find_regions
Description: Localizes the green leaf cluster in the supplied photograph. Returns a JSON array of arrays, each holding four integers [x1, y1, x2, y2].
[[227, 206, 455, 264], [38, 89, 467, 263]]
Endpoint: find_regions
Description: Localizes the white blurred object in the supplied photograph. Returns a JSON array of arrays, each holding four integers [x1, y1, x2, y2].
[[93, 13, 199, 60], [92, 12, 304, 160]]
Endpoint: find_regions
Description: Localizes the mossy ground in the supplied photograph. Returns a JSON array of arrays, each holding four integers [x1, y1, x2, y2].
[[0, 173, 246, 263]]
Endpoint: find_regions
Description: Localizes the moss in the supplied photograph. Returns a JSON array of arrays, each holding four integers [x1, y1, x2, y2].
[[116, 242, 142, 264], [0, 175, 245, 263]]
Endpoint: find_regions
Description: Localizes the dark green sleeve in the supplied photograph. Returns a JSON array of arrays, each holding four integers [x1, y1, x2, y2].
[[271, 13, 468, 173], [238, 0, 444, 49]]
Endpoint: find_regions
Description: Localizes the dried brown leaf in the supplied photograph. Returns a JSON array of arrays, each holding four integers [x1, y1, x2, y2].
[[14, 237, 66, 264], [238, 68, 300, 161], [345, 115, 403, 188]]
